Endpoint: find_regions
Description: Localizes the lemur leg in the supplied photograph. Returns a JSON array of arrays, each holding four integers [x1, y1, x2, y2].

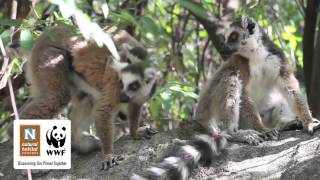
[[239, 92, 279, 140], [128, 103, 142, 139], [229, 129, 264, 146], [70, 94, 100, 154], [128, 70, 160, 139], [94, 66, 122, 170], [278, 74, 320, 134], [20, 47, 71, 119], [225, 93, 265, 145], [215, 76, 266, 145]]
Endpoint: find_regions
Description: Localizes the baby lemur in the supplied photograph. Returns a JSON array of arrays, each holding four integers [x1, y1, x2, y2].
[[70, 57, 161, 154], [131, 16, 319, 180], [18, 26, 159, 169]]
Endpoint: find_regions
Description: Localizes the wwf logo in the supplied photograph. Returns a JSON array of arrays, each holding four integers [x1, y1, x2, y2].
[[46, 125, 66, 148]]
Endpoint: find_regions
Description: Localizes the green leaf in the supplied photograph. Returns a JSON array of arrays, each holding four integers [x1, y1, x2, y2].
[[155, 0, 167, 15], [149, 97, 161, 121], [50, 0, 77, 18], [284, 25, 296, 33], [140, 16, 159, 35], [179, 0, 207, 19], [183, 91, 199, 99], [199, 30, 208, 38], [75, 10, 92, 39], [1, 30, 11, 47], [169, 85, 183, 92], [0, 18, 20, 27], [20, 29, 33, 51], [91, 23, 120, 60], [173, 6, 181, 14], [111, 11, 138, 26]]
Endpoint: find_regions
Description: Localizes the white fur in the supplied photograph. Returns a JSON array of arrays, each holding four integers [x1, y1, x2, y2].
[[235, 25, 295, 128], [181, 145, 201, 163], [146, 166, 167, 176]]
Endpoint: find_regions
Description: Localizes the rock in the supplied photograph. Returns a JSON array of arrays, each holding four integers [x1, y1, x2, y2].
[[1, 123, 320, 180]]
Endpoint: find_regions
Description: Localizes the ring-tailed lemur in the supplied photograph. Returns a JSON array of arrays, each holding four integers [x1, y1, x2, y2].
[[131, 16, 320, 180], [218, 16, 320, 133], [18, 26, 160, 170]]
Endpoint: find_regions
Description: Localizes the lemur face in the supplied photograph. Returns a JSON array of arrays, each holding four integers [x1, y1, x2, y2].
[[220, 16, 260, 57], [119, 63, 145, 103]]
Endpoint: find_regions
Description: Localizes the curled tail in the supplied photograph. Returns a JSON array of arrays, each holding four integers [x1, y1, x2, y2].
[[131, 132, 229, 180]]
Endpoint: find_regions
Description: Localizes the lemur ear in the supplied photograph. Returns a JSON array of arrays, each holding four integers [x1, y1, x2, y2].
[[144, 68, 157, 83], [144, 67, 163, 85], [241, 16, 256, 35], [121, 43, 147, 64], [247, 21, 255, 35]]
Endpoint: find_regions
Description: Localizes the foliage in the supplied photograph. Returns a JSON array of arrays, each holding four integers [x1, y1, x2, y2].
[[0, 0, 309, 130]]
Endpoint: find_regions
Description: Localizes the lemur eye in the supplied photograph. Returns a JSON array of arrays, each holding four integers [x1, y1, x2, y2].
[[228, 32, 239, 43], [129, 81, 141, 91]]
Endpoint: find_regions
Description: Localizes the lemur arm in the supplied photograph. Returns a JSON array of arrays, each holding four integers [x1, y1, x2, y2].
[[278, 73, 320, 134]]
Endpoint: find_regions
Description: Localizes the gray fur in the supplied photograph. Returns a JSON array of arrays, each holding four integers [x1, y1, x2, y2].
[[221, 16, 319, 133]]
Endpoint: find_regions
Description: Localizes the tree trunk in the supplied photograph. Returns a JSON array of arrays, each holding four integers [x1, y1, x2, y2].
[[310, 24, 320, 119], [303, 0, 319, 100]]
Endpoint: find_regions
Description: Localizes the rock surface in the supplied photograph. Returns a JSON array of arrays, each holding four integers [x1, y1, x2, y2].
[[1, 122, 320, 180]]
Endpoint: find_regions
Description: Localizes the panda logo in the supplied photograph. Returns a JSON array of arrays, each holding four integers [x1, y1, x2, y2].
[[46, 126, 66, 148]]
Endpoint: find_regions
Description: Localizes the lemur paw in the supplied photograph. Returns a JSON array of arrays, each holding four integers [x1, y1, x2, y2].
[[101, 154, 124, 170], [240, 130, 264, 146], [132, 127, 158, 140], [145, 127, 159, 136], [258, 128, 279, 140]]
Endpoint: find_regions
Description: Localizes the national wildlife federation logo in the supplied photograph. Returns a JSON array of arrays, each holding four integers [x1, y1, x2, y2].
[[19, 125, 40, 156]]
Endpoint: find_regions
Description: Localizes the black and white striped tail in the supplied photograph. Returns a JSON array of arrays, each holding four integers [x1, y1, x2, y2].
[[131, 133, 228, 180]]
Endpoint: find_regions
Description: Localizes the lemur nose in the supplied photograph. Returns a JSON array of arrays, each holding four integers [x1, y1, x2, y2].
[[241, 41, 247, 45]]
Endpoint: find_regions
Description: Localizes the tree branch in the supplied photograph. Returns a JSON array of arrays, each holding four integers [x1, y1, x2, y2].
[[186, 1, 237, 60]]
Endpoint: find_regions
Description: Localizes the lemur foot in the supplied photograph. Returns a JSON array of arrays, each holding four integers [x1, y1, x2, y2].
[[145, 127, 159, 137], [242, 132, 264, 146], [231, 129, 264, 146], [132, 127, 159, 140], [280, 120, 302, 131], [258, 128, 279, 140], [305, 118, 320, 135], [281, 118, 320, 135], [101, 154, 124, 170]]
